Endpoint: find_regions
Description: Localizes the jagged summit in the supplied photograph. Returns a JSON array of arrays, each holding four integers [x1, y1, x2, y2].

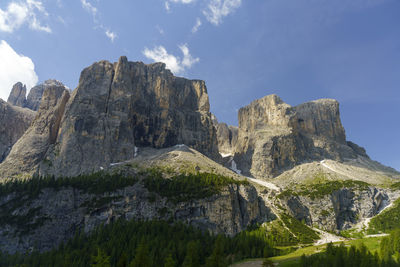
[[0, 83, 70, 178], [0, 57, 219, 179], [0, 58, 400, 257], [6, 79, 68, 111], [7, 82, 27, 107], [225, 94, 397, 179]]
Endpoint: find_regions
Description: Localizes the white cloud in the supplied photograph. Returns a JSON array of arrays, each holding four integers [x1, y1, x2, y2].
[[170, 0, 195, 3], [203, 0, 241, 25], [165, 1, 170, 11], [30, 16, 51, 32], [105, 30, 117, 42], [0, 0, 51, 33], [165, 0, 195, 11], [80, 0, 97, 18], [0, 40, 38, 101], [143, 44, 199, 74], [179, 44, 199, 68], [80, 0, 116, 43], [191, 17, 202, 33]]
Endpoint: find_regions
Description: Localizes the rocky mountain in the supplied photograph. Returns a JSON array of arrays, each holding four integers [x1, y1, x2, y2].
[[0, 57, 399, 257], [0, 57, 219, 179], [7, 82, 27, 107], [6, 80, 66, 111], [0, 99, 35, 163], [212, 114, 238, 156], [232, 95, 379, 178], [26, 80, 66, 111], [0, 84, 70, 178]]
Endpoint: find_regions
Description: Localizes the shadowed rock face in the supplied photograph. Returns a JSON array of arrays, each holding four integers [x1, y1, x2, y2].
[[7, 80, 68, 112], [7, 82, 27, 107], [25, 80, 66, 111], [0, 57, 219, 179], [0, 84, 70, 177], [40, 57, 218, 177], [0, 100, 35, 162], [212, 114, 238, 156], [234, 95, 367, 178]]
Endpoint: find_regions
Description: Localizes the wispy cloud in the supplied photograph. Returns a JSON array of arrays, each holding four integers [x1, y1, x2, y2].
[[179, 44, 200, 69], [143, 44, 199, 74], [203, 0, 241, 25], [156, 25, 164, 35], [164, 0, 195, 11], [0, 0, 51, 33], [105, 30, 117, 42], [0, 40, 38, 101], [80, 0, 116, 43], [80, 0, 97, 18], [191, 17, 202, 33], [165, 1, 170, 11], [170, 0, 195, 3]]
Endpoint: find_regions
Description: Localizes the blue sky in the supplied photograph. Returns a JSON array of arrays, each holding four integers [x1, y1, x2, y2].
[[0, 0, 399, 170]]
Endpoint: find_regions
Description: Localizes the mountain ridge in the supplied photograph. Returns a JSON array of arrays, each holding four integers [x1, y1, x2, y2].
[[0, 57, 399, 259]]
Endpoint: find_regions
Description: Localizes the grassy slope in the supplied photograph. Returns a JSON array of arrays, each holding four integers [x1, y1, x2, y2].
[[268, 236, 384, 266], [229, 236, 384, 266]]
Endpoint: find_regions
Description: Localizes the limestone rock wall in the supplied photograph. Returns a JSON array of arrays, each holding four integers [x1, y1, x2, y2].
[[26, 80, 66, 111], [0, 182, 274, 253], [40, 57, 218, 177], [0, 85, 70, 177], [212, 114, 238, 156], [234, 95, 367, 178], [278, 187, 391, 231], [7, 82, 27, 107], [0, 100, 35, 162]]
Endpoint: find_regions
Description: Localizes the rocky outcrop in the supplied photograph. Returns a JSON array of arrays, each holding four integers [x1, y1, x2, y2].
[[6, 80, 68, 112], [0, 99, 35, 162], [7, 82, 27, 107], [0, 179, 274, 253], [295, 99, 346, 143], [0, 84, 70, 178], [0, 57, 219, 179], [212, 114, 238, 156], [278, 187, 391, 231], [36, 57, 219, 177], [233, 95, 369, 178], [25, 80, 66, 111]]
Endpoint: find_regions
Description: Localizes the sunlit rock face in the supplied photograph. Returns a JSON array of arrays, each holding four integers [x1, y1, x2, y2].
[[234, 95, 366, 178]]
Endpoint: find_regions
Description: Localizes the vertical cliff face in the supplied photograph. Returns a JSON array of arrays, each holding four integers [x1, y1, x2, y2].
[[212, 114, 238, 156], [0, 84, 70, 178], [233, 95, 365, 178], [25, 80, 66, 111], [0, 100, 35, 162], [234, 95, 303, 177], [7, 80, 67, 112], [238, 95, 297, 132], [295, 99, 346, 144], [7, 82, 27, 107], [36, 57, 218, 177]]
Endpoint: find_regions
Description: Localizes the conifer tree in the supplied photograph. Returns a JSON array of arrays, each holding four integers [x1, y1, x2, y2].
[[129, 241, 151, 267], [164, 254, 176, 267], [91, 248, 111, 267]]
